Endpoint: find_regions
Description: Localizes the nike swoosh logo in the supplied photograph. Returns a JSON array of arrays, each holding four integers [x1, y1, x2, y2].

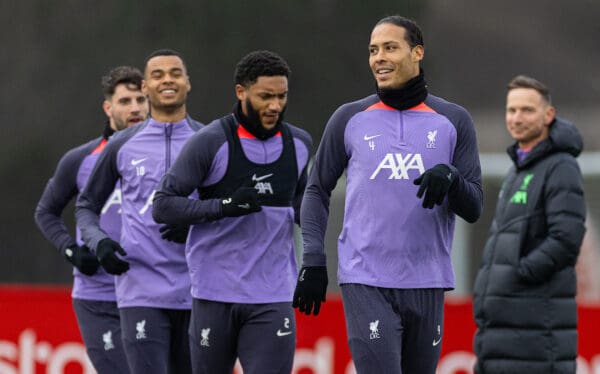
[[238, 203, 251, 209], [363, 134, 381, 141], [131, 158, 147, 166], [432, 337, 442, 346], [277, 329, 292, 337], [252, 173, 273, 182]]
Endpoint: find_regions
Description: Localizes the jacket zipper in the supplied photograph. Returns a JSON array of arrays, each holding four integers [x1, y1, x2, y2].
[[398, 111, 405, 145], [165, 123, 173, 174]]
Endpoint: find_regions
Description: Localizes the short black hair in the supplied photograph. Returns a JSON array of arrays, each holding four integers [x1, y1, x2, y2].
[[507, 75, 552, 104], [234, 50, 291, 87], [101, 66, 143, 99], [375, 15, 424, 48], [144, 49, 187, 72]]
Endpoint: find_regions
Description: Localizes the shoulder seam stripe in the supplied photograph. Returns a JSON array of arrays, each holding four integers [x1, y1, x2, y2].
[[91, 138, 108, 155], [365, 101, 437, 113]]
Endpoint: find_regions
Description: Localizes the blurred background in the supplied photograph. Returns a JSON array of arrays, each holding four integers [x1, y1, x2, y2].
[[2, 0, 600, 298]]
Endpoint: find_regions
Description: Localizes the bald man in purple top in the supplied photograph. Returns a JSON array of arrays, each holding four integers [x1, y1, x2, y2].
[[35, 66, 148, 373], [76, 50, 203, 374], [293, 15, 483, 373], [153, 50, 312, 374]]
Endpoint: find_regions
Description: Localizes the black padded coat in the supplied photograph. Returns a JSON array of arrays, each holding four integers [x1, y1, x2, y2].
[[473, 118, 586, 374]]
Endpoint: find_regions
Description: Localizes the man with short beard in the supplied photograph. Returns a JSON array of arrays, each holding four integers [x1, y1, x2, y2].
[[76, 50, 203, 374], [152, 50, 312, 374], [35, 65, 148, 373]]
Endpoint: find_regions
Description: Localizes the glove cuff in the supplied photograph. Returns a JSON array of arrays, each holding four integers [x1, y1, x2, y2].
[[63, 246, 78, 263], [96, 238, 116, 259]]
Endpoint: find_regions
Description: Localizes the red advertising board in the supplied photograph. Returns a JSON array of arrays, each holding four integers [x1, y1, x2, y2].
[[1, 285, 599, 374], [0, 285, 94, 374]]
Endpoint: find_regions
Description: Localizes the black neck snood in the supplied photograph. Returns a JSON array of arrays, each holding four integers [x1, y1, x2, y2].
[[376, 69, 428, 111], [102, 122, 115, 140]]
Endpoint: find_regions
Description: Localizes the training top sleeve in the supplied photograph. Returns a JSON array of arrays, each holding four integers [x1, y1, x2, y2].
[[289, 126, 313, 225], [427, 96, 483, 223], [34, 140, 96, 251], [300, 101, 363, 266], [75, 131, 128, 251], [152, 123, 225, 225]]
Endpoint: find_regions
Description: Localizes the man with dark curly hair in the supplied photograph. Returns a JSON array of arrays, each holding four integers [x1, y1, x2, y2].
[[153, 50, 312, 374]]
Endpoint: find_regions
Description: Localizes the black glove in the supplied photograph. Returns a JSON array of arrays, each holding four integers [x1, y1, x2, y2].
[[63, 245, 99, 276], [292, 266, 328, 316], [159, 224, 190, 244], [413, 164, 457, 209], [96, 238, 129, 275], [221, 186, 262, 217]]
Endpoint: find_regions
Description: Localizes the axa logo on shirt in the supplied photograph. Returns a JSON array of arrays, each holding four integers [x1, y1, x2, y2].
[[100, 188, 122, 214], [109, 189, 156, 216], [138, 190, 156, 215], [252, 173, 274, 194], [369, 153, 425, 180]]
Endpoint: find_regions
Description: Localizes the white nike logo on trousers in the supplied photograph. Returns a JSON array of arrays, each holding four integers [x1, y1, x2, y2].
[[277, 329, 292, 337]]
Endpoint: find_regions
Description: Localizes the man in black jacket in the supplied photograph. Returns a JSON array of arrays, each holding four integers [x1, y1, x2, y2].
[[473, 75, 586, 373]]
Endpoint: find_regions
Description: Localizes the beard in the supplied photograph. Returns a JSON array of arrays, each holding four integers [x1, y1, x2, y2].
[[238, 98, 286, 140], [112, 116, 132, 131]]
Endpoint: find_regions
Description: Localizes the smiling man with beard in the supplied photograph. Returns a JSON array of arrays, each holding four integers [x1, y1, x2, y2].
[[35, 65, 147, 374], [153, 50, 312, 374]]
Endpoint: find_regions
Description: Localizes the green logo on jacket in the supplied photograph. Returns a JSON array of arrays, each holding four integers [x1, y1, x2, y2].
[[510, 173, 534, 204]]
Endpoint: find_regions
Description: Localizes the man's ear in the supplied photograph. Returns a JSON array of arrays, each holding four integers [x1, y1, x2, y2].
[[102, 100, 112, 118], [235, 84, 246, 102], [544, 105, 556, 126], [411, 45, 424, 63]]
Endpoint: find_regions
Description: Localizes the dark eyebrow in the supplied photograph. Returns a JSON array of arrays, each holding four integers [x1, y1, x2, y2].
[[369, 40, 400, 48], [258, 90, 288, 97], [150, 66, 184, 74]]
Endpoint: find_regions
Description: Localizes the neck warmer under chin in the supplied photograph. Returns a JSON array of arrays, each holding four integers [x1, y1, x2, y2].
[[376, 69, 428, 111], [102, 122, 115, 139]]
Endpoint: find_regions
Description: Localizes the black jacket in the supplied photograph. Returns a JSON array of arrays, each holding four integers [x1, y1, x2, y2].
[[473, 118, 586, 373]]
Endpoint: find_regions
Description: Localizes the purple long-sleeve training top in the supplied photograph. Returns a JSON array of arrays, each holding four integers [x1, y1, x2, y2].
[[35, 135, 120, 301], [301, 94, 483, 290], [76, 117, 203, 309], [153, 116, 312, 303]]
